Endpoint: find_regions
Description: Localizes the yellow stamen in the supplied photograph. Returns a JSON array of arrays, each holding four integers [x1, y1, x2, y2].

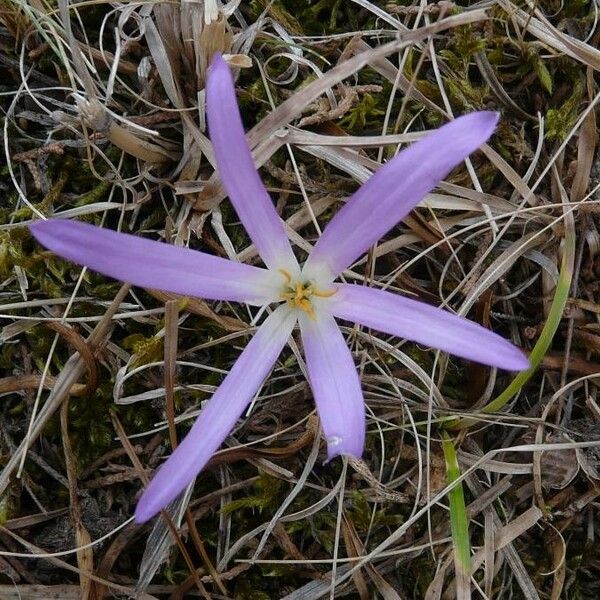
[[277, 271, 336, 319], [301, 299, 316, 319], [278, 268, 292, 285], [312, 288, 337, 298]]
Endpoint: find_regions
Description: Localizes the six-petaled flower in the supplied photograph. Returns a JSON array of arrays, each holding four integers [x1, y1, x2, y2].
[[30, 53, 529, 524]]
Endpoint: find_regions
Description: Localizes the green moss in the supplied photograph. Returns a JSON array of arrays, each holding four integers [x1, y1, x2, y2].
[[447, 25, 487, 64], [340, 93, 386, 132], [546, 80, 584, 141], [75, 179, 111, 207], [121, 333, 164, 368], [234, 576, 273, 600], [220, 474, 284, 516], [348, 490, 402, 532], [562, 0, 592, 18], [0, 482, 20, 526], [254, 0, 372, 35]]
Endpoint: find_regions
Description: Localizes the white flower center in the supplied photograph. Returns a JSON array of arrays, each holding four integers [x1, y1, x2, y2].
[[278, 269, 336, 319]]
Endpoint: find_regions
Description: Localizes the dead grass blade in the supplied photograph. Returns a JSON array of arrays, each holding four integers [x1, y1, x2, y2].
[[0, 284, 131, 497], [503, 1, 600, 70], [194, 9, 489, 211], [146, 289, 247, 332], [436, 505, 544, 600], [109, 412, 212, 599], [570, 70, 597, 203], [340, 515, 370, 600], [60, 399, 94, 599]]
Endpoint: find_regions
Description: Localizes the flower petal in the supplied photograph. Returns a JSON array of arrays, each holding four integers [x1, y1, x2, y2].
[[304, 112, 499, 280], [30, 219, 281, 305], [135, 305, 296, 523], [207, 54, 299, 274], [298, 309, 365, 459], [330, 284, 529, 371]]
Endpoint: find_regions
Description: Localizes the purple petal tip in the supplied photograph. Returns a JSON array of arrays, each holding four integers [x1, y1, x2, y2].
[[506, 350, 531, 372], [29, 218, 47, 233], [134, 498, 155, 525], [29, 218, 59, 245], [325, 437, 363, 462], [488, 343, 530, 372], [209, 52, 226, 71], [469, 110, 499, 136]]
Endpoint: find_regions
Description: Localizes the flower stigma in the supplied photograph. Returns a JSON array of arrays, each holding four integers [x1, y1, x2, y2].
[[278, 269, 336, 319]]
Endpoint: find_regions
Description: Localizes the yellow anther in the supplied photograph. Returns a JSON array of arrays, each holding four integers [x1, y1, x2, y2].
[[277, 271, 336, 319], [300, 299, 316, 320], [312, 288, 337, 298], [278, 268, 292, 285], [296, 281, 307, 304]]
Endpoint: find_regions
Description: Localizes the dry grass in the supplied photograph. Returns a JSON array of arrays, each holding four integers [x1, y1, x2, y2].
[[1, 0, 599, 598]]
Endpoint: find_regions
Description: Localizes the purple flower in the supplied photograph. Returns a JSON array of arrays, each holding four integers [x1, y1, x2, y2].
[[30, 54, 529, 524]]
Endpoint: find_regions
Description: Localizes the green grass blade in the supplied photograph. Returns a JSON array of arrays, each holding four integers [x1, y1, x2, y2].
[[482, 206, 576, 415], [448, 203, 576, 429], [442, 432, 471, 599]]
